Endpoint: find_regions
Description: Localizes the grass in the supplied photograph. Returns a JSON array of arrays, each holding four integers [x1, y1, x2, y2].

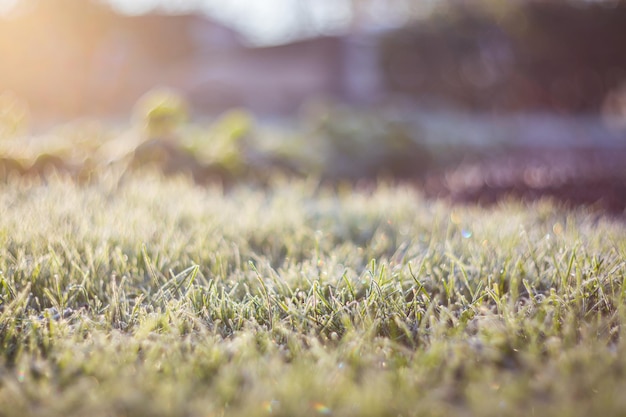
[[0, 169, 625, 417]]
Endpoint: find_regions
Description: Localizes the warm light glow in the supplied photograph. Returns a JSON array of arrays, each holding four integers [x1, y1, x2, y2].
[[0, 0, 17, 14]]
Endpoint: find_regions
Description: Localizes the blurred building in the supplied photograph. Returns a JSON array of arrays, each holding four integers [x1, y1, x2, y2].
[[0, 0, 383, 120]]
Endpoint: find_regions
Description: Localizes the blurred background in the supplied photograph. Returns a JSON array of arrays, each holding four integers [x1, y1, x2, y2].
[[1, 0, 625, 209], [1, 0, 626, 120]]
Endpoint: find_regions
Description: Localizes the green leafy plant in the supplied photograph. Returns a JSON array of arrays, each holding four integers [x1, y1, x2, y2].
[[132, 87, 190, 138], [186, 108, 255, 175]]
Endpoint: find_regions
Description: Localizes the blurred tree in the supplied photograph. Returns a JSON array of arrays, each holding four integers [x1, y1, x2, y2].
[[378, 0, 626, 113]]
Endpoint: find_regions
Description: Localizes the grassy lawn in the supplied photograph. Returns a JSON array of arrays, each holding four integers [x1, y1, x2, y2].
[[0, 170, 625, 417]]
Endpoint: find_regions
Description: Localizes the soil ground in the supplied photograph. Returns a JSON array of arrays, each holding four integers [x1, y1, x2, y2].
[[424, 147, 626, 214]]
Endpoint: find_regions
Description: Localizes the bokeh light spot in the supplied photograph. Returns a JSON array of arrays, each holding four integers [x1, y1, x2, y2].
[[313, 402, 332, 415]]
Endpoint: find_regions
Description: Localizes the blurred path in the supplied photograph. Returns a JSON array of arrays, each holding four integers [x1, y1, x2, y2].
[[416, 110, 626, 213], [406, 109, 626, 150]]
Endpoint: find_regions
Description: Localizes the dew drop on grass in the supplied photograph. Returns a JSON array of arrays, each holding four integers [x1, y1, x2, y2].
[[461, 229, 472, 239]]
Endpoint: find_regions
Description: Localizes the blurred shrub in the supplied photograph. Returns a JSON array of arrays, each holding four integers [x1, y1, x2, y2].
[[132, 88, 189, 138], [211, 108, 253, 143], [0, 91, 30, 139], [50, 120, 110, 160], [190, 108, 254, 175], [299, 102, 432, 179]]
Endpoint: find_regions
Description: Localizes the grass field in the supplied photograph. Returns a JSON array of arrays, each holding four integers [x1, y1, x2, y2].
[[0, 169, 625, 417]]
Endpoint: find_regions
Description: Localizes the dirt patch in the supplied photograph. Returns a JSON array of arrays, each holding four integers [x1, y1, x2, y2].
[[424, 147, 626, 213]]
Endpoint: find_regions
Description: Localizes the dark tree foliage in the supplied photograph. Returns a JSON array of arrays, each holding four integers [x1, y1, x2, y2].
[[380, 0, 626, 113]]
